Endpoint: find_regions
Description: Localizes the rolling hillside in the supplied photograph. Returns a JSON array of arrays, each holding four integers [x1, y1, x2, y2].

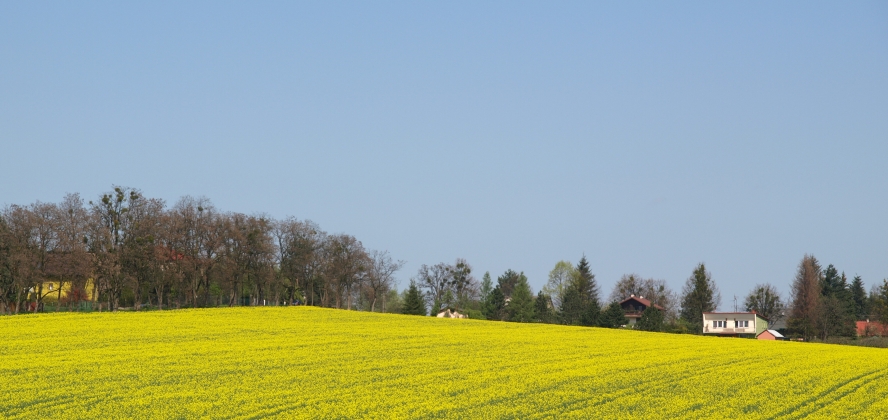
[[1, 307, 886, 418]]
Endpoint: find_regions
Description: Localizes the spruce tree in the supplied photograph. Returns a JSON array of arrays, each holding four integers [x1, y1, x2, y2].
[[506, 274, 535, 323], [402, 281, 427, 316], [872, 280, 888, 323], [849, 275, 868, 320], [817, 266, 855, 338], [574, 256, 600, 306], [680, 263, 720, 334], [483, 285, 505, 320]]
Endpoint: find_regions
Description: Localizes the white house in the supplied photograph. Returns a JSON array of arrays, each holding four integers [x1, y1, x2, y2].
[[702, 312, 768, 338]]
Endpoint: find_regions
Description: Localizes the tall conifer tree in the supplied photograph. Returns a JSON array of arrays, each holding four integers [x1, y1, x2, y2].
[[788, 255, 821, 341], [402, 280, 426, 316], [680, 263, 720, 334]]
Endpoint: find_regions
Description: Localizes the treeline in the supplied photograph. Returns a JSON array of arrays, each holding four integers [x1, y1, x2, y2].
[[3, 188, 887, 344], [786, 254, 888, 341], [402, 254, 888, 342], [401, 256, 723, 333], [0, 187, 403, 313]]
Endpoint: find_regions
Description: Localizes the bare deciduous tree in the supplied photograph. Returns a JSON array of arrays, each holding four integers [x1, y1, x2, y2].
[[363, 250, 404, 312]]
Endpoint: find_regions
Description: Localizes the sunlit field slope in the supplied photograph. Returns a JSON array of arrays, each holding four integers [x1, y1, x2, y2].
[[2, 307, 886, 419]]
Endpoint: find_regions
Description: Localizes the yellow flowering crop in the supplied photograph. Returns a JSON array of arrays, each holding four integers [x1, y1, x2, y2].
[[1, 307, 886, 418]]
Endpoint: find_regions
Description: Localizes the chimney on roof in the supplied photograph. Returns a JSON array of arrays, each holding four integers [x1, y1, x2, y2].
[[630, 294, 634, 297], [639, 296, 644, 299]]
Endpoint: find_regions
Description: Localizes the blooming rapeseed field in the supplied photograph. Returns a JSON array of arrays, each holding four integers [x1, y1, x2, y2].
[[1, 307, 886, 418]]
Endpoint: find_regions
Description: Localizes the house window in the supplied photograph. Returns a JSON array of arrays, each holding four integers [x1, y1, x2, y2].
[[713, 321, 726, 328], [735, 320, 749, 328]]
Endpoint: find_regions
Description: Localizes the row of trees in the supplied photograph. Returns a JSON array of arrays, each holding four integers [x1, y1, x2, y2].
[[400, 256, 632, 329], [3, 189, 886, 343], [0, 188, 404, 314], [787, 254, 888, 341], [400, 254, 888, 341]]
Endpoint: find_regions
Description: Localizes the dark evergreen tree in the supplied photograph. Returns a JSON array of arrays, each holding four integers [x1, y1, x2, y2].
[[534, 291, 553, 323], [574, 256, 600, 306], [483, 285, 505, 320], [820, 265, 845, 297], [599, 302, 627, 328], [680, 263, 720, 334], [817, 266, 855, 338], [497, 269, 520, 299], [849, 275, 868, 320], [636, 305, 664, 332], [580, 300, 601, 327], [559, 286, 584, 325], [402, 280, 427, 316], [506, 274, 534, 323], [555, 256, 601, 327], [872, 280, 888, 323]]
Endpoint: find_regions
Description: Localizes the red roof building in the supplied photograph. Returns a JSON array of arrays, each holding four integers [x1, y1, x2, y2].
[[856, 320, 888, 337]]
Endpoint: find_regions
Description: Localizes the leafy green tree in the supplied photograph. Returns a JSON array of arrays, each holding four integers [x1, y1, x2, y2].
[[402, 280, 426, 316], [543, 261, 576, 310], [744, 284, 785, 328], [849, 275, 868, 320], [506, 275, 534, 323], [483, 285, 505, 321], [599, 302, 627, 328], [534, 291, 553, 323], [636, 305, 664, 332], [679, 263, 720, 334], [384, 288, 403, 314]]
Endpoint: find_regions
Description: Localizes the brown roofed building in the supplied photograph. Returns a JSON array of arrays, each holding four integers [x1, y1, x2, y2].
[[619, 295, 664, 327]]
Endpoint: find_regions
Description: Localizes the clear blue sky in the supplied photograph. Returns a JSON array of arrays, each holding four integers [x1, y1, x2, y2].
[[2, 2, 886, 307]]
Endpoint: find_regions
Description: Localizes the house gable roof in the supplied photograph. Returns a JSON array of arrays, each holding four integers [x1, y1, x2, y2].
[[619, 296, 664, 311]]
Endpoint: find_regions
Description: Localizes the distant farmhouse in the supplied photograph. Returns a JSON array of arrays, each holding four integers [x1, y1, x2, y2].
[[703, 312, 779, 340], [619, 295, 663, 327]]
